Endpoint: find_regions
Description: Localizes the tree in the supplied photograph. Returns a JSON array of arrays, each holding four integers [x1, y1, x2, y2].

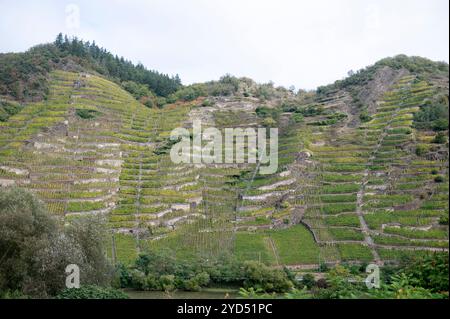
[[55, 33, 64, 48], [0, 188, 113, 297]]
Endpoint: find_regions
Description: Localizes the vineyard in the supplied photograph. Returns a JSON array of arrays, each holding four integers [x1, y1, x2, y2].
[[0, 67, 448, 268]]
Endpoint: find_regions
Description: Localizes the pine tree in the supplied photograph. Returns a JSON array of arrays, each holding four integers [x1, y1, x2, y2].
[[55, 33, 64, 48]]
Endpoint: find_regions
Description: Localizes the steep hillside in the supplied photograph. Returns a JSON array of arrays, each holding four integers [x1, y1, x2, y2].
[[0, 48, 448, 267]]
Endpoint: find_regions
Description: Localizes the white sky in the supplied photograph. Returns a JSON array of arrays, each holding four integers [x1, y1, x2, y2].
[[0, 0, 448, 90]]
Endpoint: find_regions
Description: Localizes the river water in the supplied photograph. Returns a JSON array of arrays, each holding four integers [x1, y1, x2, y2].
[[124, 288, 239, 299]]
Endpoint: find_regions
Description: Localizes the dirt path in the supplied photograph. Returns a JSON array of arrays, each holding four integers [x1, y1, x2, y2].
[[267, 236, 281, 266]]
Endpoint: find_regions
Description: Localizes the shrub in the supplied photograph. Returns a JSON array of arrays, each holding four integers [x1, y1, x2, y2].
[[201, 98, 213, 107], [359, 111, 372, 122], [0, 100, 23, 122], [433, 118, 449, 131], [183, 272, 210, 292], [129, 269, 147, 290], [280, 100, 300, 112], [122, 81, 153, 100], [434, 175, 444, 183], [433, 132, 448, 144], [301, 274, 316, 289], [76, 108, 100, 119], [439, 215, 449, 225], [242, 261, 294, 293], [255, 106, 280, 120], [402, 253, 449, 292], [414, 98, 448, 131], [156, 97, 167, 108], [298, 104, 324, 117], [159, 275, 176, 292], [262, 117, 276, 127], [56, 285, 128, 299], [116, 263, 132, 288], [415, 144, 429, 156], [292, 113, 304, 123], [0, 188, 113, 297]]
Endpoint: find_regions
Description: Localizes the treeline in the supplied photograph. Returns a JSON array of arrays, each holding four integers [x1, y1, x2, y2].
[[54, 33, 181, 97], [0, 45, 56, 101], [317, 54, 449, 96], [117, 248, 449, 299], [0, 34, 181, 102]]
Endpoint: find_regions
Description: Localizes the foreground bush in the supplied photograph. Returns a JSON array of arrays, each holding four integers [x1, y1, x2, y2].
[[56, 285, 128, 299], [0, 187, 113, 298], [119, 251, 295, 293]]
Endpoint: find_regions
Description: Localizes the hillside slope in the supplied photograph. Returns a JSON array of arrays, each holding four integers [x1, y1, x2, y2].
[[0, 50, 448, 266]]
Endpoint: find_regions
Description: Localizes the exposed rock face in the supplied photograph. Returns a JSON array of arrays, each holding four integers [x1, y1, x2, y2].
[[357, 66, 409, 115]]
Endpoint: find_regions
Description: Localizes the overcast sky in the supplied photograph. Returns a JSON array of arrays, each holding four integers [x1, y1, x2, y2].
[[0, 0, 448, 90]]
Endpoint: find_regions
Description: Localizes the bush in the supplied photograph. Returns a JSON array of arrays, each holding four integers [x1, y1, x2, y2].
[[433, 118, 449, 131], [439, 215, 448, 225], [122, 81, 153, 100], [280, 100, 300, 112], [414, 97, 448, 131], [201, 98, 213, 107], [255, 106, 280, 120], [0, 187, 60, 297], [56, 285, 128, 299], [0, 188, 113, 297], [76, 108, 100, 119], [242, 261, 293, 293], [116, 263, 132, 288], [159, 275, 176, 292], [402, 253, 449, 292], [298, 104, 324, 117], [433, 132, 448, 144], [183, 272, 210, 292], [359, 111, 371, 122], [129, 269, 147, 290], [0, 100, 23, 122], [301, 274, 316, 289], [262, 117, 277, 127], [292, 113, 304, 123], [434, 175, 445, 183], [415, 144, 429, 156]]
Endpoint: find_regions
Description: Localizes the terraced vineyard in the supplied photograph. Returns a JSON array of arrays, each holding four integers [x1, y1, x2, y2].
[[0, 63, 448, 268]]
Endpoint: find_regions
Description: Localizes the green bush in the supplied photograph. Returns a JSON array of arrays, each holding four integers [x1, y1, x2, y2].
[[359, 111, 372, 122], [76, 108, 100, 119], [434, 175, 445, 183], [301, 274, 316, 289], [242, 261, 293, 293], [280, 100, 301, 112], [433, 132, 448, 144], [298, 104, 324, 117], [292, 113, 304, 123], [56, 285, 128, 299], [122, 80, 153, 100], [183, 272, 210, 292], [415, 144, 429, 156], [255, 106, 280, 120], [0, 188, 113, 298], [201, 98, 213, 107], [0, 100, 23, 122], [402, 253, 449, 292], [433, 119, 449, 131]]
